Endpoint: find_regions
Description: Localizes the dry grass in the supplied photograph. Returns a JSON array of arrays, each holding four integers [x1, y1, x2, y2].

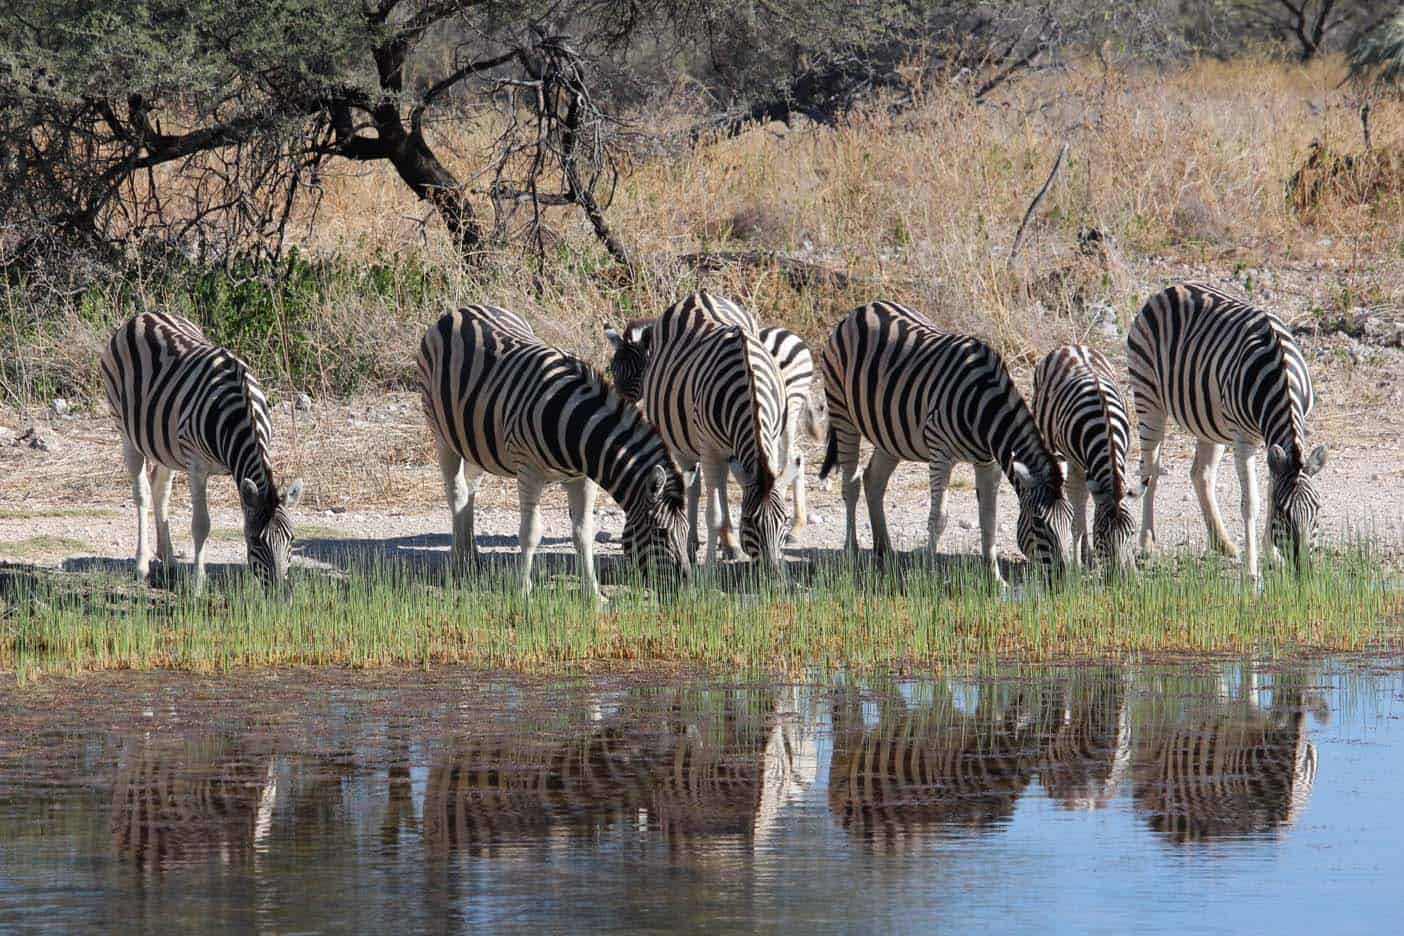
[[6, 55, 1403, 410]]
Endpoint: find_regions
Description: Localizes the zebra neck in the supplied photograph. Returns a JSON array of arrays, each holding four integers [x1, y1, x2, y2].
[[994, 407, 1060, 488]]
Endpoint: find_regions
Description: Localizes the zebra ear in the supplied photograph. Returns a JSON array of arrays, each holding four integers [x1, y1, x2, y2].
[[283, 478, 304, 509], [604, 326, 624, 349], [1304, 443, 1327, 476], [240, 478, 261, 509], [626, 323, 652, 347], [648, 464, 669, 499], [1011, 460, 1034, 490], [1267, 444, 1290, 476]]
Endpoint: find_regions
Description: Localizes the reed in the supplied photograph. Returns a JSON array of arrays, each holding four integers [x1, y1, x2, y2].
[[3, 538, 1397, 681]]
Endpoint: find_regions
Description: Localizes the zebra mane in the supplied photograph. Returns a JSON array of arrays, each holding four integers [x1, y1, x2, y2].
[[228, 351, 275, 493]]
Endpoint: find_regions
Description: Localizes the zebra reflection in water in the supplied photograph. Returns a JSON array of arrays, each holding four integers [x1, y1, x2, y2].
[[1132, 669, 1320, 844], [422, 688, 816, 858]]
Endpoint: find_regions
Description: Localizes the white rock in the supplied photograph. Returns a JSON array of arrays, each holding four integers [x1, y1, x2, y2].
[[51, 397, 70, 417], [806, 512, 823, 525], [295, 392, 312, 412]]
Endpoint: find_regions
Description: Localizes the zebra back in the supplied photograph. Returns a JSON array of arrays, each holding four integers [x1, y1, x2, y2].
[[418, 306, 689, 572]]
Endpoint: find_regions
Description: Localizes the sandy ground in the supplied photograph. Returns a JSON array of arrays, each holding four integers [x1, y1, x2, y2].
[[3, 323, 1402, 581]]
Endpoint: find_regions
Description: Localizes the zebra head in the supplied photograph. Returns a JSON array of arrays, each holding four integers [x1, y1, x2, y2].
[[1089, 477, 1142, 574], [1011, 461, 1076, 577], [622, 463, 691, 584], [735, 458, 794, 574], [239, 477, 303, 587], [1266, 442, 1328, 571], [603, 321, 652, 403]]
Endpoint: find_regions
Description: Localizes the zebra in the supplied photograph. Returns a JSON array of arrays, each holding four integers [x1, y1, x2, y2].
[[417, 304, 690, 605], [634, 292, 795, 571], [1033, 345, 1142, 572], [1127, 283, 1326, 578], [818, 301, 1074, 581], [99, 311, 303, 591], [604, 317, 826, 536]]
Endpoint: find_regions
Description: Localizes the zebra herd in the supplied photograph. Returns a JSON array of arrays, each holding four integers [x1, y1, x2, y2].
[[100, 281, 1327, 598]]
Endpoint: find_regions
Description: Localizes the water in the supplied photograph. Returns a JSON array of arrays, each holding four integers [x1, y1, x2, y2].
[[2, 659, 1402, 934]]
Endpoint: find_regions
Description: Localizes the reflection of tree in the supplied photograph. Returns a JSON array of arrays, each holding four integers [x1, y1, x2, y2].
[[1132, 672, 1320, 844], [422, 689, 775, 858], [827, 683, 1038, 847], [110, 734, 274, 872], [1036, 668, 1131, 811]]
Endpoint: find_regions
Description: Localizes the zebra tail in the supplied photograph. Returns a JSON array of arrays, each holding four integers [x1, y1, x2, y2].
[[818, 425, 839, 480]]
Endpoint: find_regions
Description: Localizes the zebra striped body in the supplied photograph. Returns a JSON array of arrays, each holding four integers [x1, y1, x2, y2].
[[819, 301, 1074, 580], [636, 292, 793, 571], [100, 311, 302, 589], [418, 305, 689, 603], [605, 318, 825, 532], [1033, 346, 1140, 572], [1127, 283, 1326, 577]]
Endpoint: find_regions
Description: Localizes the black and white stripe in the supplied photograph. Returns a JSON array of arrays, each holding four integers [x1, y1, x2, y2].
[[818, 301, 1074, 580], [634, 292, 793, 571], [605, 319, 825, 533], [100, 311, 302, 589], [1033, 345, 1141, 572], [418, 305, 690, 603], [1127, 283, 1326, 577]]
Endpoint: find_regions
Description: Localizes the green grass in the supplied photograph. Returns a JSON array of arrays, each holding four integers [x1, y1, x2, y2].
[[0, 535, 91, 559], [0, 507, 118, 520], [1, 540, 1398, 681]]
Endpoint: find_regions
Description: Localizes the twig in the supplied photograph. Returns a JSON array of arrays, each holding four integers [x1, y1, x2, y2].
[[1008, 140, 1069, 268]]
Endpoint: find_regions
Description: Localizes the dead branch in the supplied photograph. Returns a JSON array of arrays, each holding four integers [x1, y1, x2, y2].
[[1008, 140, 1069, 268]]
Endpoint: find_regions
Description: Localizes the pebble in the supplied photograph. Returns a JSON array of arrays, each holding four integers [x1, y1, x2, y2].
[[51, 397, 70, 417], [959, 520, 974, 530], [806, 512, 823, 525]]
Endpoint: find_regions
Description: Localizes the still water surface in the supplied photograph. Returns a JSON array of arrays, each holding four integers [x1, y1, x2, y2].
[[1, 660, 1401, 934]]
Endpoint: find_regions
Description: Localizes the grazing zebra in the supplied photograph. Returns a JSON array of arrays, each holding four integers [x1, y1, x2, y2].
[[417, 305, 690, 604], [635, 292, 794, 571], [1127, 283, 1326, 578], [1033, 345, 1141, 572], [819, 301, 1074, 581], [604, 318, 825, 534], [100, 311, 303, 591]]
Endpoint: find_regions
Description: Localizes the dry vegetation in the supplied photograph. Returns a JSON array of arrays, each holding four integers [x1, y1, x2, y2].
[[7, 54, 1403, 414]]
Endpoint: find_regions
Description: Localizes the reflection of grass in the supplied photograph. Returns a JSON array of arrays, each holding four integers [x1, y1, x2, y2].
[[2, 536, 1399, 679], [1, 535, 90, 558], [0, 507, 118, 520]]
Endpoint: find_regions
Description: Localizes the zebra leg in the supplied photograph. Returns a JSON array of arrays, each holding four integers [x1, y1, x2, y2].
[[435, 437, 479, 573], [189, 468, 211, 593], [515, 470, 547, 598], [925, 455, 954, 555], [862, 450, 900, 555], [681, 459, 702, 564], [717, 465, 742, 560], [702, 456, 732, 565], [1065, 464, 1091, 567], [151, 464, 176, 567], [1233, 441, 1261, 581], [1192, 441, 1239, 559], [790, 452, 808, 535], [122, 441, 153, 582], [974, 460, 1007, 585], [566, 478, 606, 608], [1137, 412, 1165, 554]]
